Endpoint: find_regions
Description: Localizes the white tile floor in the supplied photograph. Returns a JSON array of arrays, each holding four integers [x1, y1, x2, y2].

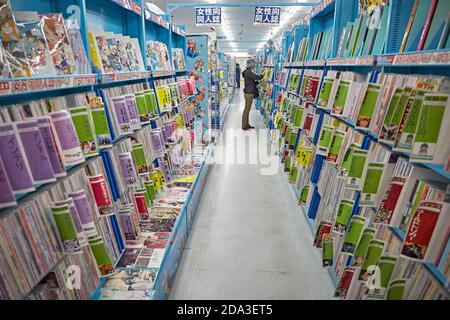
[[169, 90, 335, 300]]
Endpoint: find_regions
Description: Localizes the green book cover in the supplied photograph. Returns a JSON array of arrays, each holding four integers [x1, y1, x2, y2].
[[90, 108, 113, 149], [396, 90, 429, 153], [360, 162, 385, 206], [340, 143, 359, 171], [88, 236, 115, 276], [317, 125, 335, 155], [352, 228, 376, 267], [300, 76, 309, 96], [51, 204, 81, 254], [356, 83, 382, 129], [342, 215, 366, 254], [385, 87, 414, 143], [377, 256, 398, 291], [144, 180, 157, 201], [333, 199, 355, 234], [70, 106, 98, 157], [332, 80, 350, 115], [318, 78, 334, 108], [299, 185, 310, 205], [289, 129, 298, 148], [327, 130, 345, 162], [411, 94, 449, 161], [386, 279, 406, 300], [379, 88, 404, 142], [347, 149, 369, 190], [132, 144, 149, 174], [358, 239, 385, 281], [284, 156, 292, 173], [322, 234, 334, 267], [289, 165, 299, 183], [293, 107, 304, 127]]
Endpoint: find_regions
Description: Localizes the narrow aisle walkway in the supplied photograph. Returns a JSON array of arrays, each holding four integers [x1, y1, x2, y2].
[[169, 90, 335, 300]]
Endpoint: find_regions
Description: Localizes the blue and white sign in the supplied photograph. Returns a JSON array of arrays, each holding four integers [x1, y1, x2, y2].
[[254, 6, 281, 25], [195, 7, 222, 25]]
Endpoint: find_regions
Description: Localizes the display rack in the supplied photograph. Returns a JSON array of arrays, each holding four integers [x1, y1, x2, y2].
[[0, 0, 215, 301], [257, 0, 450, 300]]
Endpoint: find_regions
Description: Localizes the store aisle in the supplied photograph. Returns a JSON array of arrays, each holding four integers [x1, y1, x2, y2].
[[169, 90, 335, 300]]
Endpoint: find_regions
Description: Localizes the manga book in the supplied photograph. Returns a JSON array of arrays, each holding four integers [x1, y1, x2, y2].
[[65, 18, 91, 74], [40, 14, 76, 75], [0, 0, 31, 77], [15, 11, 55, 76]]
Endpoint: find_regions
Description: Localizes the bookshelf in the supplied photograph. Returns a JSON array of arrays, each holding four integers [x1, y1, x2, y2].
[[0, 0, 214, 300], [257, 0, 450, 300]]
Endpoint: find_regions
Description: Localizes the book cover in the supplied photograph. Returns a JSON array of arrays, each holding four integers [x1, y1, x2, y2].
[[100, 268, 158, 300], [400, 0, 420, 52], [14, 11, 56, 76], [0, 123, 35, 195], [88, 236, 115, 276], [342, 215, 367, 255], [374, 176, 406, 225], [356, 83, 382, 129], [386, 279, 406, 300], [49, 110, 85, 167], [66, 19, 91, 74], [424, 0, 450, 50], [68, 189, 98, 237], [353, 14, 369, 57], [366, 255, 398, 299], [334, 267, 356, 299], [340, 22, 354, 58], [346, 149, 369, 190], [362, 6, 382, 56], [437, 12, 450, 49], [0, 0, 31, 77], [40, 14, 76, 75], [317, 125, 334, 156], [333, 199, 355, 235], [358, 239, 385, 281], [51, 204, 82, 254], [313, 220, 332, 248], [0, 157, 16, 209], [370, 3, 390, 55], [379, 88, 404, 143], [327, 130, 346, 163], [352, 228, 376, 267], [345, 17, 362, 58], [322, 233, 334, 267], [404, 0, 433, 51], [69, 107, 98, 157], [89, 174, 114, 216], [360, 162, 385, 207], [15, 120, 56, 184], [417, 0, 438, 50], [332, 80, 351, 115], [400, 201, 444, 262], [410, 94, 450, 164]]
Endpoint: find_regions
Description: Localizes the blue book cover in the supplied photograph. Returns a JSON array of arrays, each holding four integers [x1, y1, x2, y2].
[[371, 4, 390, 55], [424, 0, 450, 50], [354, 15, 369, 56], [362, 10, 380, 56], [405, 0, 433, 52], [345, 17, 362, 57], [340, 22, 354, 57]]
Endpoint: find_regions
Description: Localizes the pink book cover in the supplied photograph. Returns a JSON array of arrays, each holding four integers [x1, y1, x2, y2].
[[417, 0, 438, 51]]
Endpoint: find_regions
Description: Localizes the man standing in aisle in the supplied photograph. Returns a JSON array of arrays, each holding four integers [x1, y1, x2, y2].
[[242, 58, 263, 131], [235, 63, 241, 88]]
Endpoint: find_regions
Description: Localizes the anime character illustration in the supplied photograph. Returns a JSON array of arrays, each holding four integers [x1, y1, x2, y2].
[[419, 143, 428, 154], [194, 59, 204, 72], [186, 38, 199, 58]]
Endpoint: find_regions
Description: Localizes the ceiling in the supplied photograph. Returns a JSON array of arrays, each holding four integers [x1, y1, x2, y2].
[[146, 0, 316, 56]]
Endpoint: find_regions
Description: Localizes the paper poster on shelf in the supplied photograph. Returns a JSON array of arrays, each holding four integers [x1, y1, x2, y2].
[[69, 107, 98, 157], [352, 228, 376, 267], [51, 204, 82, 254], [342, 215, 366, 255], [89, 174, 114, 216], [186, 35, 209, 143], [88, 236, 115, 277], [54, 198, 88, 248]]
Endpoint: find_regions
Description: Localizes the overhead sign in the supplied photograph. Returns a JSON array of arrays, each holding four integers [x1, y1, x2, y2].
[[254, 6, 281, 25], [195, 7, 222, 25]]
